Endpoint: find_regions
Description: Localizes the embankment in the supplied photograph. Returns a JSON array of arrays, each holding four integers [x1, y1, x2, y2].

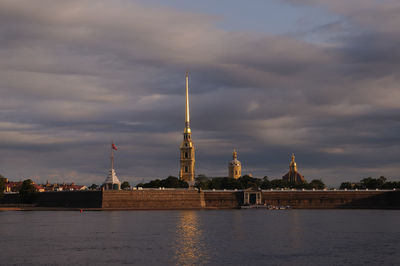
[[1, 189, 399, 210]]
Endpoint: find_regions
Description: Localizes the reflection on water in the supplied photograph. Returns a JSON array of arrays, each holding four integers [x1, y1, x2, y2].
[[173, 211, 209, 265], [288, 210, 302, 250]]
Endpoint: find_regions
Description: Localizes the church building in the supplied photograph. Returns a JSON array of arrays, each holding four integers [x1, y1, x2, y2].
[[179, 72, 195, 185], [282, 153, 306, 183]]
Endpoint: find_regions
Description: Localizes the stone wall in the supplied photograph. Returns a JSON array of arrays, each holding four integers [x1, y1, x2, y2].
[[102, 190, 203, 209], [102, 190, 244, 209], [261, 190, 400, 209], [203, 191, 242, 209]]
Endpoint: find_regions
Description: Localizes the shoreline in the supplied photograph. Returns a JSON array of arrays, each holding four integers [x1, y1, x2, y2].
[[1, 190, 399, 210], [1, 206, 400, 211]]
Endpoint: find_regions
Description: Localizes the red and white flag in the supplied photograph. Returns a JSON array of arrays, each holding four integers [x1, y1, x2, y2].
[[112, 143, 118, 150]]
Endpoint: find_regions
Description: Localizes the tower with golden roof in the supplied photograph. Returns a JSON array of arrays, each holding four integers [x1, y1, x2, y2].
[[228, 149, 242, 179], [179, 72, 195, 184]]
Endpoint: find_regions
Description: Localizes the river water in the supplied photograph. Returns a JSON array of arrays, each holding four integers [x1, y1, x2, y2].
[[0, 210, 399, 265]]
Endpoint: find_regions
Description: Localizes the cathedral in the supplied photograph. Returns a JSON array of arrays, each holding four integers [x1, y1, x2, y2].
[[228, 149, 242, 179], [179, 72, 195, 184], [175, 73, 306, 186], [282, 153, 306, 183]]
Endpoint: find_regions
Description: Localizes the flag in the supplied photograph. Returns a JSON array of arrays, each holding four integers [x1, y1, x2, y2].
[[112, 143, 118, 150]]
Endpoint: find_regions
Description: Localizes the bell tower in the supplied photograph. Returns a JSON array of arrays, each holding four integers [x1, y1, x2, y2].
[[228, 149, 242, 179], [179, 72, 195, 184]]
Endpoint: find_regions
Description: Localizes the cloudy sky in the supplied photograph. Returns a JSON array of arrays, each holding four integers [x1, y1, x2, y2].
[[0, 0, 399, 187]]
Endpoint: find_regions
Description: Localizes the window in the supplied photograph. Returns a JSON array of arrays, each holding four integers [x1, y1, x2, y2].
[[185, 152, 188, 158], [185, 166, 189, 173]]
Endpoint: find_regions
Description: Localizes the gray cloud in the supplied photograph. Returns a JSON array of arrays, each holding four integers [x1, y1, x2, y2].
[[0, 0, 399, 187]]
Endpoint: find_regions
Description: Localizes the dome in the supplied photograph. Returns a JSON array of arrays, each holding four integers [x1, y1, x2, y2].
[[230, 159, 241, 166]]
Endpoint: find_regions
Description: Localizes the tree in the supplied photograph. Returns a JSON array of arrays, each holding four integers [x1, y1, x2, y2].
[[339, 176, 398, 189], [239, 175, 261, 189], [19, 179, 37, 203], [137, 176, 188, 188], [270, 179, 288, 189], [260, 176, 271, 189], [340, 182, 352, 189], [381, 180, 400, 189], [0, 175, 6, 197], [195, 175, 210, 190], [121, 181, 130, 190], [308, 179, 326, 190], [89, 184, 99, 190], [360, 177, 386, 189]]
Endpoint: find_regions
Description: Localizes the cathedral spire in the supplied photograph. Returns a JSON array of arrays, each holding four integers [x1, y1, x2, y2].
[[184, 72, 191, 133], [290, 153, 297, 173], [180, 72, 195, 184]]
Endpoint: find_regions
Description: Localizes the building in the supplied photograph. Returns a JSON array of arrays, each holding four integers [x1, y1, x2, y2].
[[282, 153, 306, 183], [228, 149, 242, 179], [179, 72, 195, 185], [103, 143, 121, 190], [5, 181, 22, 192], [42, 181, 86, 191], [5, 180, 44, 192]]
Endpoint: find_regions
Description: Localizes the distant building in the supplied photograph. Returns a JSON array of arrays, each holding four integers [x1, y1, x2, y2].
[[5, 180, 45, 192], [5, 181, 22, 192], [33, 184, 45, 192], [228, 149, 242, 179], [60, 183, 87, 191], [282, 153, 306, 183], [103, 143, 121, 190], [179, 72, 195, 185]]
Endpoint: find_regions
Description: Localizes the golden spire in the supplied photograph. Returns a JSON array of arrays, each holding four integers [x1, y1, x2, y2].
[[290, 153, 297, 173], [233, 148, 237, 160], [184, 72, 191, 133]]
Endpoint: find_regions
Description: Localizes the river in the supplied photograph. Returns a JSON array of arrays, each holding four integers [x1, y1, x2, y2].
[[0, 209, 399, 265]]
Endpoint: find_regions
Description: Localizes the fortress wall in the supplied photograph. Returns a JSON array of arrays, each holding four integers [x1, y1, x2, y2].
[[36, 191, 102, 208], [4, 189, 398, 210], [101, 190, 203, 209], [102, 190, 243, 209], [203, 191, 241, 208], [261, 191, 400, 209]]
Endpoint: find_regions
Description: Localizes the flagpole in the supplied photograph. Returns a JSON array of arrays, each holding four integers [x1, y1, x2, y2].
[[111, 143, 114, 170]]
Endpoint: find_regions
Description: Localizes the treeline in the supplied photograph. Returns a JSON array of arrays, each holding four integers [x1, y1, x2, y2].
[[136, 175, 326, 190], [340, 176, 400, 190], [136, 176, 189, 188], [195, 175, 326, 190]]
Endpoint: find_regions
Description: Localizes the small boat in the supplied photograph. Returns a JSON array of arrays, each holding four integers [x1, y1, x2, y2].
[[241, 205, 291, 210]]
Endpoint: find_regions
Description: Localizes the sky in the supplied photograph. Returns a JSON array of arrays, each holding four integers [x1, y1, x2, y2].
[[0, 0, 399, 187]]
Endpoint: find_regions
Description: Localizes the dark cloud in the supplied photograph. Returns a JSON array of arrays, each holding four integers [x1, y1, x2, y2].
[[0, 0, 399, 187]]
